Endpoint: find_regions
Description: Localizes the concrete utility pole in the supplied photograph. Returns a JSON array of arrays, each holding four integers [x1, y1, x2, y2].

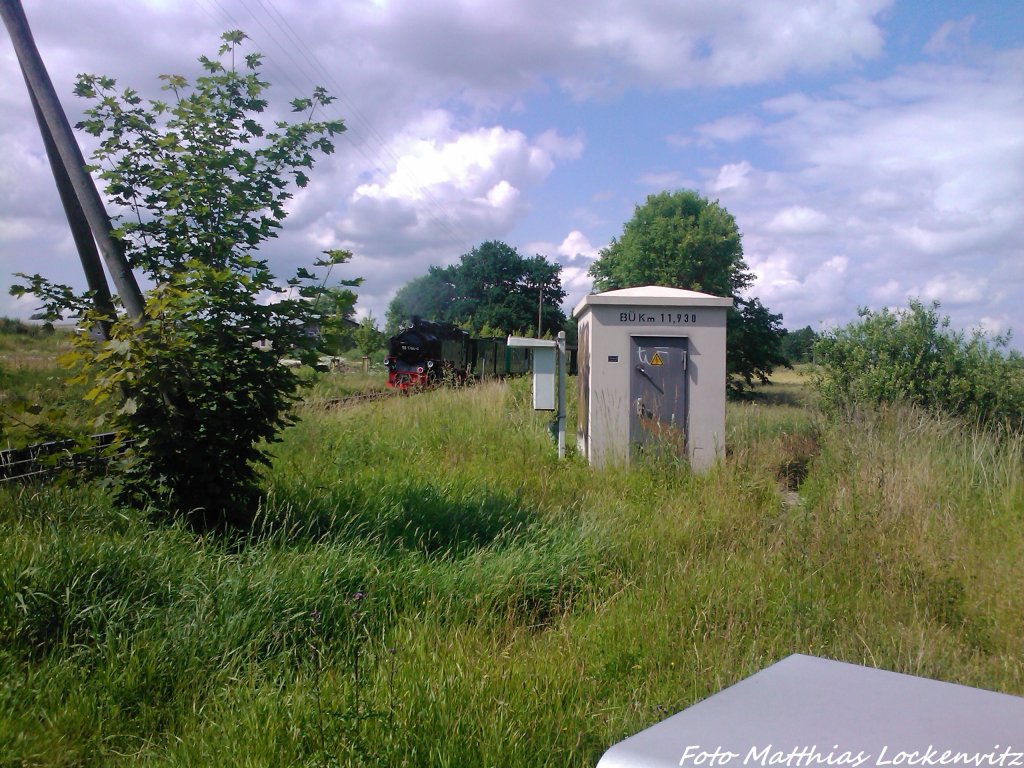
[[23, 66, 115, 338], [1, 0, 146, 322]]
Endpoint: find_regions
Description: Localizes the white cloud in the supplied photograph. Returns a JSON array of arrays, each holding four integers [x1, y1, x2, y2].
[[922, 273, 987, 306], [859, 188, 905, 210], [562, 0, 889, 94], [868, 279, 904, 305], [764, 206, 829, 235], [525, 229, 604, 312], [561, 265, 594, 312], [706, 49, 1024, 336], [529, 229, 601, 263], [351, 113, 574, 204], [485, 181, 519, 208], [556, 230, 601, 262], [341, 112, 580, 259], [535, 130, 585, 161], [694, 115, 762, 144], [707, 161, 752, 194], [2, 0, 1020, 346], [746, 248, 850, 324], [234, 0, 894, 111], [977, 314, 1012, 337]]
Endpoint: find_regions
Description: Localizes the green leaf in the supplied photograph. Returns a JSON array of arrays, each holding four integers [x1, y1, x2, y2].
[[33, 31, 368, 528]]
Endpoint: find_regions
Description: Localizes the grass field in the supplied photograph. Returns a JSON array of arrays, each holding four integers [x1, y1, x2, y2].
[[0, 324, 97, 446], [1, 354, 1023, 766]]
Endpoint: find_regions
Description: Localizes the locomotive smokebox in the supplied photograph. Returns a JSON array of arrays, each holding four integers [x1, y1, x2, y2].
[[572, 286, 731, 471]]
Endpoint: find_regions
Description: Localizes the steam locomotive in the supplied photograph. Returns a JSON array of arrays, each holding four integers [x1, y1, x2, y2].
[[384, 318, 531, 390]]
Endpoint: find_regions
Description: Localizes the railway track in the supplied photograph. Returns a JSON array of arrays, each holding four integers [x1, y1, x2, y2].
[[1, 388, 400, 484], [297, 389, 397, 410]]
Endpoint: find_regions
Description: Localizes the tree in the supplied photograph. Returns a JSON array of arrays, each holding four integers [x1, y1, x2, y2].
[[813, 300, 1024, 426], [316, 281, 361, 355], [727, 297, 788, 391], [589, 190, 785, 394], [780, 325, 818, 364], [11, 32, 349, 528], [353, 314, 386, 357], [386, 241, 566, 337]]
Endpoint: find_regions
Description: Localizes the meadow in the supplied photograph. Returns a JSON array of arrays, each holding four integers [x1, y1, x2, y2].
[[0, 324, 96, 447], [1, 351, 1023, 766]]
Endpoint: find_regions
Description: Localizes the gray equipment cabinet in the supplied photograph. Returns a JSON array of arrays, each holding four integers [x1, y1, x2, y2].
[[597, 653, 1024, 768], [573, 286, 732, 471]]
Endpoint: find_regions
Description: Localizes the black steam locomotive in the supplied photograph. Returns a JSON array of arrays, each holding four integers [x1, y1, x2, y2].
[[384, 318, 531, 390]]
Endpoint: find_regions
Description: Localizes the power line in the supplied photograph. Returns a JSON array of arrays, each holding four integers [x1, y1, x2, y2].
[[195, 0, 308, 98], [195, 0, 473, 252], [250, 0, 473, 248]]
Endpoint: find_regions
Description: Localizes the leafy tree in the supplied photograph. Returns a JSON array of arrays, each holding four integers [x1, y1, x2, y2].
[[780, 325, 818, 364], [727, 297, 789, 391], [11, 32, 349, 528], [589, 190, 786, 394], [316, 279, 362, 355], [813, 300, 1024, 426], [448, 244, 565, 336], [353, 314, 386, 357], [386, 241, 566, 337], [562, 315, 578, 348]]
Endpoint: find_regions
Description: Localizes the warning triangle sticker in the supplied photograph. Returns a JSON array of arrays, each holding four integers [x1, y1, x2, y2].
[[650, 352, 664, 366]]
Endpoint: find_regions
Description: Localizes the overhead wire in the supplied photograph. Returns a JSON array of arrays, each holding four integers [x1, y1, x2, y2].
[[194, 0, 312, 101], [193, 0, 473, 252], [248, 0, 473, 249]]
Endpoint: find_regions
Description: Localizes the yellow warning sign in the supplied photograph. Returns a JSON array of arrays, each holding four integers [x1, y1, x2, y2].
[[650, 352, 664, 366]]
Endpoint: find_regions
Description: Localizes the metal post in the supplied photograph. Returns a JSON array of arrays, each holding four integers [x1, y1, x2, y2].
[[1, 0, 146, 322], [538, 284, 543, 337], [557, 330, 566, 459]]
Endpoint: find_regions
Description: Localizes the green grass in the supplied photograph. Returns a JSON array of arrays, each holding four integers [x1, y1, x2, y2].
[[1, 328, 386, 448], [0, 323, 100, 446], [1, 367, 1023, 766], [300, 367, 389, 402]]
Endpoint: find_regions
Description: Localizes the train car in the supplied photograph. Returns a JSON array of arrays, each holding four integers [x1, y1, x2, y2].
[[386, 319, 534, 390], [385, 319, 472, 390], [470, 336, 531, 379], [470, 336, 502, 379]]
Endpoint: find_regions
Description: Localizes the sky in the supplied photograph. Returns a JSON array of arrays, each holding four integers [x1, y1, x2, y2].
[[1, 0, 1022, 345]]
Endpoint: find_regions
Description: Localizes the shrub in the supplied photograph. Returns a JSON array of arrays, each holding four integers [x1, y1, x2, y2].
[[11, 32, 350, 528], [0, 317, 53, 336], [812, 300, 1024, 427]]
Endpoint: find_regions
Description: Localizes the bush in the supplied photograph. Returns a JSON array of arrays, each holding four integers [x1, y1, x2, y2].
[[0, 317, 52, 336], [11, 33, 350, 529], [812, 300, 1024, 427]]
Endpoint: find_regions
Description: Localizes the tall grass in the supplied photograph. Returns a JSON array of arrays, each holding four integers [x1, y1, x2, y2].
[[1, 324, 101, 446], [1, 375, 1022, 766], [300, 368, 389, 402]]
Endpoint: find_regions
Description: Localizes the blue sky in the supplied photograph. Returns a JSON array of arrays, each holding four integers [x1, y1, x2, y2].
[[2, 0, 1022, 345]]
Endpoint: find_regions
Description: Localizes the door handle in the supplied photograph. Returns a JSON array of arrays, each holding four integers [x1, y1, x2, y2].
[[635, 364, 664, 393]]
